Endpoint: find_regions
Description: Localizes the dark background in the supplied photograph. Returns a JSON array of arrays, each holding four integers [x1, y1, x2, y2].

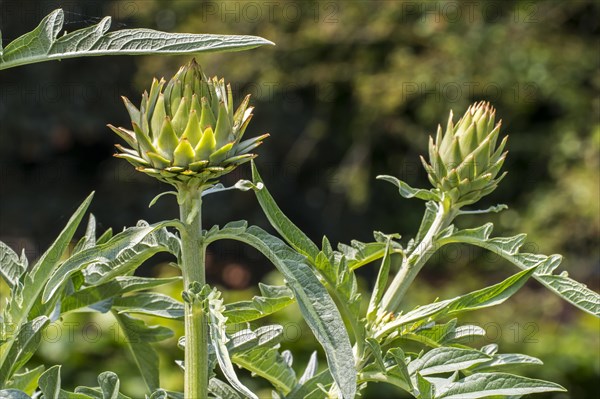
[[0, 1, 598, 397]]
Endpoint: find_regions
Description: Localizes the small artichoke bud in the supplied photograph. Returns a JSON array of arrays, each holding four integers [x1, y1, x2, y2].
[[422, 102, 508, 207], [109, 59, 268, 187]]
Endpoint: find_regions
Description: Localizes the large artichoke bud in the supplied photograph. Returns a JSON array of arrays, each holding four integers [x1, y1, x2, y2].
[[421, 101, 508, 207], [109, 59, 268, 187]]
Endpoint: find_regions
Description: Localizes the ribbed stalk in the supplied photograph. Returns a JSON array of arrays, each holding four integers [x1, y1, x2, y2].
[[178, 188, 208, 399], [380, 201, 456, 313]]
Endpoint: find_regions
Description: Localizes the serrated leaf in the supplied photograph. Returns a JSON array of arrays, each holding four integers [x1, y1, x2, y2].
[[42, 221, 174, 303], [385, 347, 413, 392], [408, 347, 491, 376], [232, 346, 297, 394], [223, 284, 294, 324], [228, 325, 283, 354], [0, 9, 273, 71], [337, 239, 393, 271], [436, 373, 565, 398], [208, 379, 242, 399], [377, 175, 441, 201], [377, 267, 536, 339], [437, 226, 600, 317], [252, 163, 369, 349], [61, 276, 180, 313], [0, 242, 26, 288], [207, 289, 257, 399], [206, 225, 356, 399], [9, 358, 90, 399], [112, 293, 184, 319]]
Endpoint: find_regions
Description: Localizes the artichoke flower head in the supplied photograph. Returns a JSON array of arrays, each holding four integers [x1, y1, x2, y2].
[[422, 101, 508, 207], [109, 59, 268, 188]]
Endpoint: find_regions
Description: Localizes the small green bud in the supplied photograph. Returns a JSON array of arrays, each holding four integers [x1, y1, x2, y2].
[[423, 102, 508, 207], [110, 58, 268, 187]]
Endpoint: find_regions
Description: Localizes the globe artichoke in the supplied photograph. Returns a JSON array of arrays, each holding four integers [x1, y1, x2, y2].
[[109, 59, 268, 187], [421, 101, 508, 207]]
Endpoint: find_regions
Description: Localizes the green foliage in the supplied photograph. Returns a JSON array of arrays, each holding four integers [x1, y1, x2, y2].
[[1, 6, 598, 398], [436, 224, 600, 316], [205, 222, 357, 399], [251, 104, 598, 398], [0, 9, 272, 71]]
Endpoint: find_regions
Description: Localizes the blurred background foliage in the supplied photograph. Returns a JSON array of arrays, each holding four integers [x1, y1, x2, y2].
[[0, 0, 598, 398]]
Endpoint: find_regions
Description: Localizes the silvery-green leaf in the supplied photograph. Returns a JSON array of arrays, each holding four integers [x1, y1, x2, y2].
[[206, 289, 257, 399], [0, 242, 26, 288], [223, 284, 294, 324], [367, 240, 393, 322], [436, 373, 565, 398], [0, 390, 32, 399], [437, 225, 600, 317], [286, 370, 333, 399], [112, 293, 184, 319], [0, 9, 273, 71], [148, 390, 168, 399], [471, 353, 543, 372], [232, 347, 297, 395], [208, 379, 242, 399], [377, 175, 441, 201], [251, 163, 320, 261], [298, 352, 318, 385], [376, 266, 536, 339], [42, 220, 176, 303], [206, 225, 356, 399], [38, 365, 62, 399], [6, 194, 93, 324], [61, 276, 180, 313], [0, 316, 49, 386], [408, 347, 491, 376], [3, 365, 44, 395], [98, 372, 120, 399]]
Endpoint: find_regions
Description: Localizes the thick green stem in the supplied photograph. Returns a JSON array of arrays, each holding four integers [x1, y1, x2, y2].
[[179, 188, 208, 399], [380, 201, 456, 313]]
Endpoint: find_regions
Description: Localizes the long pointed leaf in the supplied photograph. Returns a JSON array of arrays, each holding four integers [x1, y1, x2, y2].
[[251, 163, 320, 260], [436, 373, 565, 398], [437, 224, 600, 316], [206, 225, 356, 399], [0, 9, 273, 71], [376, 266, 536, 339]]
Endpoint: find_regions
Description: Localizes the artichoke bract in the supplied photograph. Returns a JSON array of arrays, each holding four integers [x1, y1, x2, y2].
[[422, 101, 508, 207], [109, 59, 268, 187]]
